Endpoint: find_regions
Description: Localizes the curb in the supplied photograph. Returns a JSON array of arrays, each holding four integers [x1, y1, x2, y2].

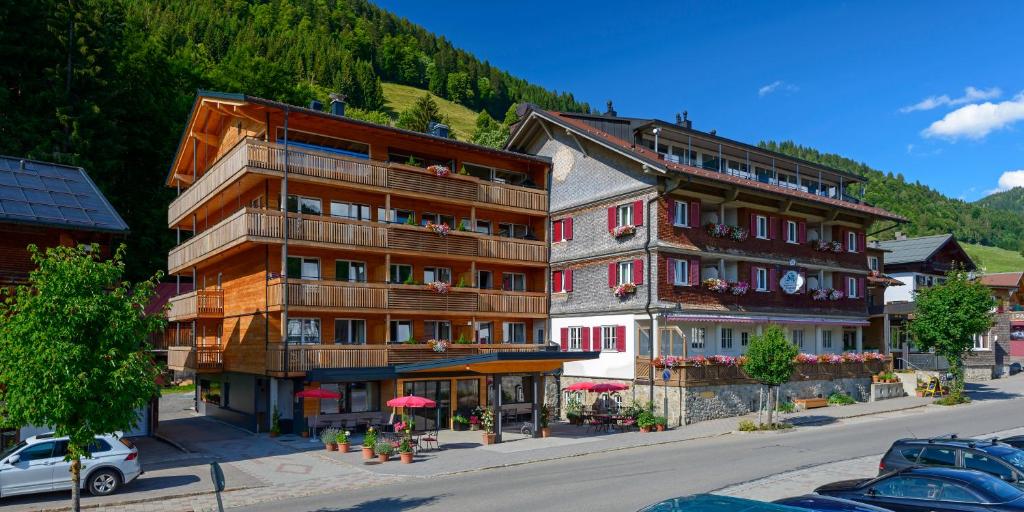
[[153, 432, 191, 454], [31, 485, 265, 512], [789, 403, 930, 426]]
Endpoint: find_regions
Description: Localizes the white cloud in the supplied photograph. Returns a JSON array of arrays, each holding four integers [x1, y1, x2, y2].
[[989, 169, 1024, 194], [899, 86, 1002, 113], [922, 91, 1024, 140], [758, 80, 798, 97]]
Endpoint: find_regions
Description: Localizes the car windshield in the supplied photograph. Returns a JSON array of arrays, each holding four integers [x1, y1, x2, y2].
[[973, 475, 1024, 502], [1000, 450, 1024, 473], [0, 441, 26, 461]]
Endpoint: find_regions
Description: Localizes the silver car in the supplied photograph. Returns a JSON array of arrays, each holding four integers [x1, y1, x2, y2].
[[0, 432, 142, 498]]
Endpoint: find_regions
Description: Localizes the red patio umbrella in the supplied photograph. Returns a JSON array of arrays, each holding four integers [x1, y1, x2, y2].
[[386, 395, 437, 408], [589, 382, 629, 393], [564, 382, 595, 391], [296, 388, 341, 441]]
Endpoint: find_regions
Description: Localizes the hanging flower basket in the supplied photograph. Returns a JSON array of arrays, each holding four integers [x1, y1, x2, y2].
[[810, 288, 845, 301], [425, 222, 450, 237], [812, 240, 844, 253], [427, 339, 450, 353], [427, 165, 451, 177], [427, 281, 451, 295], [703, 278, 730, 293], [729, 281, 750, 295], [611, 225, 637, 237], [705, 223, 748, 241], [613, 282, 637, 298]]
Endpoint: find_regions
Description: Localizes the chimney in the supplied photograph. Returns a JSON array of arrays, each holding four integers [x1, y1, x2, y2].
[[682, 110, 692, 129], [329, 93, 346, 117], [428, 121, 450, 138], [895, 231, 907, 240], [605, 100, 617, 117], [709, 128, 717, 136], [309, 99, 323, 111]]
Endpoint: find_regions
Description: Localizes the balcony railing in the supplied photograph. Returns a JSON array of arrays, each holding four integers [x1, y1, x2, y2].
[[168, 208, 545, 273], [267, 279, 547, 315], [635, 356, 891, 386], [266, 343, 543, 373], [167, 346, 223, 372], [168, 138, 547, 226], [166, 289, 225, 321]]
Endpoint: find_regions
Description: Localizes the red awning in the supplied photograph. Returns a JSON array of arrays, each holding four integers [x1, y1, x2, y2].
[[663, 314, 870, 326]]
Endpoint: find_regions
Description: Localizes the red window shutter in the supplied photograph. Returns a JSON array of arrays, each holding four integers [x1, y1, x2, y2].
[[592, 326, 602, 350], [633, 200, 643, 226], [666, 258, 676, 284], [560, 327, 569, 351], [565, 217, 574, 240], [841, 274, 849, 295], [750, 213, 758, 232], [615, 325, 627, 352], [667, 200, 676, 225], [840, 230, 849, 251], [770, 267, 779, 292], [857, 232, 866, 253], [751, 266, 759, 287], [564, 268, 574, 292], [690, 201, 701, 227], [798, 221, 807, 244], [689, 258, 700, 286], [553, 220, 563, 242], [608, 206, 616, 231], [858, 277, 866, 298], [634, 259, 644, 285], [608, 263, 617, 287], [582, 327, 591, 351], [552, 270, 563, 293], [769, 216, 779, 240]]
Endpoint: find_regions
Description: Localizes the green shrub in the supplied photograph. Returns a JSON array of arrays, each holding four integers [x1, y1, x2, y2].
[[827, 392, 856, 405], [935, 395, 971, 406], [374, 441, 394, 456], [363, 427, 377, 448], [738, 420, 757, 431], [775, 401, 796, 413], [654, 416, 668, 427], [637, 411, 656, 429]]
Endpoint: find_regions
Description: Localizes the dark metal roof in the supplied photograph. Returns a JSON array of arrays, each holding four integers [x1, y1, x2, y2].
[[0, 156, 128, 233], [876, 234, 956, 265], [394, 349, 599, 374]]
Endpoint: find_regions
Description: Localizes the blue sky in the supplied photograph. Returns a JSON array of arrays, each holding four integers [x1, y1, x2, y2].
[[374, 0, 1024, 201]]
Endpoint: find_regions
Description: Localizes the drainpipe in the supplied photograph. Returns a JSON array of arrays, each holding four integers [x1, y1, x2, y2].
[[645, 174, 683, 411], [281, 107, 291, 384]]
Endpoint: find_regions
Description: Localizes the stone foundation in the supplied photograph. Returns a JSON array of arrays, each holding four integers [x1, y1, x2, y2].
[[869, 382, 906, 402], [964, 365, 995, 382]]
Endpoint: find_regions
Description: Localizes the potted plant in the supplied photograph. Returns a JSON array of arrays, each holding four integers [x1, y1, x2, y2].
[[398, 435, 414, 464], [565, 398, 583, 426], [654, 416, 668, 432], [301, 428, 310, 438], [337, 430, 351, 453], [481, 409, 496, 445], [362, 427, 377, 460], [320, 427, 338, 451], [375, 441, 394, 462], [269, 407, 281, 438], [453, 414, 470, 431], [539, 404, 551, 438], [872, 373, 881, 383], [637, 411, 656, 433]]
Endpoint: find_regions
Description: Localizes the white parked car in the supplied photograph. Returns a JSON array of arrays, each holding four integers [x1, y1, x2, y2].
[[0, 432, 142, 498]]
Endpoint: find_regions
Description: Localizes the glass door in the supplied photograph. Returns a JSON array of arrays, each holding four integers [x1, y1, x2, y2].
[[402, 380, 451, 430]]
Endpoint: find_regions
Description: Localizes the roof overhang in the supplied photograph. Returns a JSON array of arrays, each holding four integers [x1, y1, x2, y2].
[[395, 350, 600, 375], [307, 367, 398, 382], [662, 313, 870, 326]]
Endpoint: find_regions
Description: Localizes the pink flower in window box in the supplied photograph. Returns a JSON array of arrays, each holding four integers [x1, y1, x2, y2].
[[427, 281, 451, 295], [613, 282, 637, 298], [611, 225, 637, 237], [427, 165, 451, 177]]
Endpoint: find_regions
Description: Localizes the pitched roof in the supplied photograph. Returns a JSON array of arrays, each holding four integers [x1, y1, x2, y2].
[[979, 272, 1024, 289], [0, 156, 128, 233], [875, 234, 955, 265]]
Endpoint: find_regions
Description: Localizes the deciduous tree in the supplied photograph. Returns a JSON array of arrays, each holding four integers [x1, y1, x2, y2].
[[743, 324, 798, 426]]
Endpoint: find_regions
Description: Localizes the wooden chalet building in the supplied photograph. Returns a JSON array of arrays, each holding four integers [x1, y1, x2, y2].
[[163, 91, 593, 435]]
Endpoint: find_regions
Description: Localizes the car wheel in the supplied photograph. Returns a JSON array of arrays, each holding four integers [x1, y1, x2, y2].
[[87, 469, 121, 496]]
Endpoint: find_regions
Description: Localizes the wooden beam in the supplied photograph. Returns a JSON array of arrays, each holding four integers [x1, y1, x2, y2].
[[778, 199, 793, 213], [566, 129, 589, 158], [191, 131, 219, 146]]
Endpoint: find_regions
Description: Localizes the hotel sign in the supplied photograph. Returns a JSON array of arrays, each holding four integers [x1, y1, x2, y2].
[[779, 270, 804, 295]]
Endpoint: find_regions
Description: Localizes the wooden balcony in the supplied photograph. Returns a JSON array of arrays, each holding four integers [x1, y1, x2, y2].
[[266, 343, 543, 373], [267, 279, 547, 316], [168, 138, 547, 227], [635, 356, 891, 387], [168, 208, 545, 273], [167, 346, 223, 373], [166, 290, 224, 321]]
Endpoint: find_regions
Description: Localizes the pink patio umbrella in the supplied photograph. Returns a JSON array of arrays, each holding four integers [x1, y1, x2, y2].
[[296, 388, 341, 441], [564, 382, 596, 392], [589, 382, 629, 393], [387, 395, 438, 434]]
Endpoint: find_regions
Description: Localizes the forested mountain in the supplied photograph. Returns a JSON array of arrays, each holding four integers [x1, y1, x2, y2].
[[0, 0, 590, 279], [759, 141, 1024, 254], [976, 187, 1024, 215]]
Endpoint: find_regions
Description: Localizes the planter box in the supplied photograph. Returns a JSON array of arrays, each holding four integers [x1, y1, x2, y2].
[[794, 397, 828, 410], [869, 382, 906, 402]]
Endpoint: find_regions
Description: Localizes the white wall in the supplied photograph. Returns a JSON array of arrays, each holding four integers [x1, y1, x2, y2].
[[553, 314, 636, 380], [885, 272, 916, 303]]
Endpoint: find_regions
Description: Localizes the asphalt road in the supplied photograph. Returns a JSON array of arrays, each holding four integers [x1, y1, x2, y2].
[[241, 386, 1024, 512]]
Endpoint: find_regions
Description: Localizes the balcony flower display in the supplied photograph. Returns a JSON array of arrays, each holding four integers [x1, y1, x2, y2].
[[705, 223, 748, 241], [703, 278, 730, 293], [812, 240, 844, 253], [427, 281, 451, 295], [652, 355, 683, 369], [811, 288, 845, 301], [425, 222, 450, 237], [427, 164, 451, 177], [729, 281, 750, 295], [794, 353, 818, 364], [427, 339, 450, 353], [611, 225, 637, 237], [613, 282, 637, 298]]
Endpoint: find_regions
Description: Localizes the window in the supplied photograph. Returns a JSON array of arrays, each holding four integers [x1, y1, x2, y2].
[[17, 441, 55, 462], [424, 267, 452, 283], [843, 329, 857, 351], [330, 201, 371, 221], [847, 231, 858, 252], [420, 212, 456, 228], [389, 320, 412, 343], [918, 447, 957, 467], [792, 330, 804, 349], [287, 318, 321, 344], [755, 215, 769, 239], [873, 476, 943, 499], [502, 272, 526, 291], [964, 451, 1015, 481], [691, 327, 706, 349], [785, 220, 798, 244], [720, 328, 733, 350], [869, 256, 880, 272], [287, 257, 320, 280], [601, 326, 617, 351], [334, 319, 366, 344], [477, 322, 493, 343], [639, 328, 652, 357], [553, 218, 572, 242], [658, 329, 685, 356], [505, 322, 527, 343], [756, 267, 769, 291], [425, 320, 451, 341], [740, 332, 749, 347], [287, 195, 322, 215], [377, 208, 414, 224], [568, 327, 583, 351], [477, 270, 493, 289], [939, 483, 982, 503], [616, 203, 634, 228], [475, 219, 491, 235], [335, 260, 366, 283], [617, 261, 634, 286], [673, 200, 689, 227], [462, 162, 527, 186], [822, 330, 833, 349], [674, 259, 689, 286], [847, 277, 859, 298], [390, 264, 413, 284], [498, 222, 529, 239], [974, 330, 992, 350], [319, 382, 380, 414]]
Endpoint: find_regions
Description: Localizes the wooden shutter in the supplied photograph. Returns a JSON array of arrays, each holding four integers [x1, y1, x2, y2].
[[607, 206, 616, 231], [608, 263, 617, 287], [582, 327, 591, 351], [751, 266, 759, 288], [666, 258, 676, 284], [552, 270, 563, 293], [564, 268, 574, 292], [840, 229, 849, 251], [633, 200, 643, 226], [857, 232, 866, 253], [560, 328, 569, 351], [690, 201, 701, 228], [798, 221, 807, 244], [841, 273, 849, 295], [749, 213, 758, 232], [565, 217, 574, 240], [615, 325, 627, 352], [770, 267, 779, 292], [667, 200, 676, 225], [858, 277, 866, 298], [592, 326, 602, 351], [689, 258, 700, 286], [553, 220, 563, 242], [769, 216, 779, 240], [633, 259, 644, 285]]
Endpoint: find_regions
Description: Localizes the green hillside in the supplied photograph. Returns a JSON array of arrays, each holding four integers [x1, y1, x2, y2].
[[381, 83, 479, 139], [976, 187, 1024, 213], [963, 243, 1024, 273]]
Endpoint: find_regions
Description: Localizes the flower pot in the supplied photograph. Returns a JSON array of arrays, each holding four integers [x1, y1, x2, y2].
[[338, 443, 350, 453], [301, 431, 309, 438], [325, 443, 337, 452], [269, 432, 279, 438], [361, 447, 374, 460], [655, 425, 666, 432], [872, 376, 880, 383], [378, 453, 390, 462], [453, 422, 467, 432], [482, 433, 497, 445], [640, 426, 652, 433], [540, 427, 551, 438], [400, 452, 414, 464], [469, 424, 479, 431], [916, 390, 925, 397]]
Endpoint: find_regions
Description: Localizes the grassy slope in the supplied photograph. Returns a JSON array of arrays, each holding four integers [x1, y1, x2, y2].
[[962, 242, 1024, 273], [381, 83, 479, 140]]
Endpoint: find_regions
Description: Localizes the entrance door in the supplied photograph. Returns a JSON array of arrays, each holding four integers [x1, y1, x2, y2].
[[402, 381, 451, 430]]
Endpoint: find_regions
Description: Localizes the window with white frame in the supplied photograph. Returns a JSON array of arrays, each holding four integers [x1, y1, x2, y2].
[[568, 327, 583, 351], [756, 267, 769, 291], [617, 261, 634, 286], [505, 322, 527, 343], [425, 320, 451, 341], [390, 264, 413, 284], [287, 195, 322, 215], [334, 319, 366, 345], [287, 318, 321, 344], [673, 200, 689, 227], [287, 256, 320, 280], [721, 328, 733, 350], [330, 201, 371, 221], [477, 322, 492, 343], [424, 267, 451, 283], [616, 203, 633, 227], [674, 259, 689, 285], [822, 330, 833, 349], [869, 256, 879, 272], [691, 327, 706, 349], [755, 215, 769, 239], [848, 231, 858, 252], [335, 260, 366, 282], [390, 320, 412, 343], [502, 272, 527, 291], [792, 330, 805, 349], [847, 277, 859, 298], [785, 220, 798, 244], [602, 326, 617, 351], [421, 212, 456, 228], [740, 332, 749, 347], [498, 222, 529, 239], [974, 330, 992, 350]]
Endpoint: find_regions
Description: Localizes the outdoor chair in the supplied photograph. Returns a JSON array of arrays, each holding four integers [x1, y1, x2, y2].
[[418, 427, 439, 452]]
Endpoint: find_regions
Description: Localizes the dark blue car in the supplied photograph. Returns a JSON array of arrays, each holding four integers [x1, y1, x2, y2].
[[638, 494, 810, 511], [815, 467, 1024, 511], [774, 494, 893, 511]]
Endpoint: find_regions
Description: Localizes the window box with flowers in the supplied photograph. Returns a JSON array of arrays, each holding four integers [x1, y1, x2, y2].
[[426, 165, 451, 177], [810, 288, 845, 301], [611, 225, 637, 238], [705, 223, 749, 242], [613, 282, 637, 298], [703, 278, 730, 293], [812, 240, 844, 253], [427, 281, 452, 295], [729, 281, 750, 296], [425, 222, 450, 236], [427, 339, 450, 353]]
